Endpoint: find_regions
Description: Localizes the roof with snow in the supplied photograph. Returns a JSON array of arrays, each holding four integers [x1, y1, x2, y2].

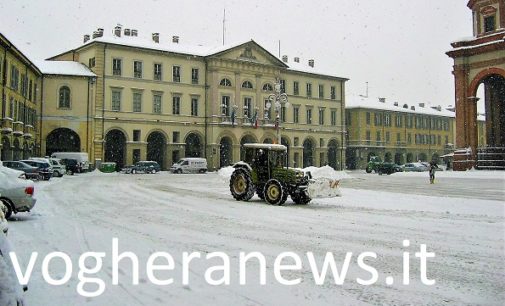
[[36, 60, 96, 77]]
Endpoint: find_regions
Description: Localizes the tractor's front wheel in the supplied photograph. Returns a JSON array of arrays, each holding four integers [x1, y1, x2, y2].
[[263, 179, 286, 205], [230, 169, 255, 201]]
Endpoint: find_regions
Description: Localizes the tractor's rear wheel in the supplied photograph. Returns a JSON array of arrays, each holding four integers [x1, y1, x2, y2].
[[230, 169, 255, 201], [263, 179, 286, 205]]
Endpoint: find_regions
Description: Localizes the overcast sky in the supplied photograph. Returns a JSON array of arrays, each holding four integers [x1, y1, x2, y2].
[[0, 0, 472, 108]]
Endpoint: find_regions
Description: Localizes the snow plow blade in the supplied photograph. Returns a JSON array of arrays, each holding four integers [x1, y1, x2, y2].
[[307, 178, 341, 198]]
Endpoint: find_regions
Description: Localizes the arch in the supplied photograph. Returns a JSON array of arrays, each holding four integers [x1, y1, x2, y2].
[[241, 80, 253, 89], [263, 138, 273, 144], [384, 152, 392, 163], [105, 129, 126, 169], [394, 152, 404, 165], [240, 134, 258, 161], [147, 131, 167, 169], [58, 85, 71, 108], [302, 138, 316, 168], [220, 78, 232, 87], [418, 153, 427, 162], [262, 83, 273, 91], [219, 136, 233, 168], [406, 153, 414, 163], [185, 132, 203, 157], [467, 67, 505, 97], [1, 137, 11, 161], [46, 128, 81, 156], [327, 139, 339, 169]]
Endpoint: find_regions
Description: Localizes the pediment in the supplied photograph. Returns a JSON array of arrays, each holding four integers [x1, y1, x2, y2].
[[207, 40, 288, 68]]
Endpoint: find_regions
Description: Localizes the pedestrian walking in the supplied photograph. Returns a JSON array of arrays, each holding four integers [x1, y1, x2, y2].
[[429, 160, 439, 184]]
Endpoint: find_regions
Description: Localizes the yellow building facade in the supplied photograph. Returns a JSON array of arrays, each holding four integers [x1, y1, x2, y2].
[[47, 27, 348, 170], [346, 97, 459, 169], [0, 33, 41, 161]]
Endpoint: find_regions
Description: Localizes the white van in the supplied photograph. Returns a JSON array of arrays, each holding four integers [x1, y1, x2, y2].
[[50, 152, 90, 172], [170, 158, 207, 174]]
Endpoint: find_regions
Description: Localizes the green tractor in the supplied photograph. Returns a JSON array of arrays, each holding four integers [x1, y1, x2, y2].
[[229, 143, 312, 205]]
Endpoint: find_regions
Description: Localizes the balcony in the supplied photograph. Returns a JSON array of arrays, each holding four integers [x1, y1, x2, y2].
[[12, 121, 24, 137], [1, 117, 13, 134]]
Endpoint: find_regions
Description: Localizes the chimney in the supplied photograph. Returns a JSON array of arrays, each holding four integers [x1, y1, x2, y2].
[[131, 29, 138, 37], [294, 57, 300, 63], [308, 59, 314, 67], [394, 101, 398, 106], [114, 25, 122, 37], [418, 102, 425, 108], [124, 28, 131, 36], [97, 28, 104, 37], [282, 55, 288, 63], [172, 35, 179, 43], [152, 33, 159, 43], [83, 34, 90, 43], [92, 31, 99, 39], [411, 106, 416, 110], [378, 97, 386, 103]]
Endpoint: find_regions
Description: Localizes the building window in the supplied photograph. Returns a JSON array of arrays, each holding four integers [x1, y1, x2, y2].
[[34, 84, 38, 103], [191, 97, 198, 116], [221, 96, 230, 116], [330, 86, 336, 100], [280, 79, 286, 93], [262, 83, 273, 91], [154, 63, 162, 81], [220, 78, 232, 86], [366, 112, 371, 125], [191, 68, 199, 84], [306, 108, 312, 124], [133, 130, 141, 142], [374, 113, 383, 126], [28, 80, 32, 100], [243, 97, 252, 118], [242, 81, 253, 89], [384, 113, 391, 126], [133, 61, 142, 78], [172, 96, 181, 115], [172, 66, 181, 82], [386, 131, 390, 143], [281, 106, 286, 122], [88, 57, 96, 68], [318, 108, 325, 125], [59, 86, 71, 108], [396, 114, 402, 127], [318, 84, 324, 99], [366, 130, 371, 142], [113, 58, 122, 76], [331, 110, 337, 126], [408, 133, 412, 144], [294, 137, 299, 146], [153, 94, 162, 114], [173, 131, 180, 143], [10, 66, 19, 91], [111, 90, 121, 111], [376, 131, 381, 143], [133, 92, 142, 112], [484, 15, 496, 32], [445, 135, 449, 144], [264, 99, 271, 120], [293, 81, 299, 95], [306, 83, 312, 97], [396, 133, 401, 144], [293, 107, 299, 123]]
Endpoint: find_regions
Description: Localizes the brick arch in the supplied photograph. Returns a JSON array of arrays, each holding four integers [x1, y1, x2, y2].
[[468, 67, 505, 97]]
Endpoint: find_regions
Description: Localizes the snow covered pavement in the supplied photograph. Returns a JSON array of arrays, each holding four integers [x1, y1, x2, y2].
[[5, 170, 505, 306]]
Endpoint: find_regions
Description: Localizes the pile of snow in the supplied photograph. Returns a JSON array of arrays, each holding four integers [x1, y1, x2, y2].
[[217, 166, 235, 182], [303, 165, 352, 180]]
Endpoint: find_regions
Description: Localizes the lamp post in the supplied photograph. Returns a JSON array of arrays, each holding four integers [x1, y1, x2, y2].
[[267, 79, 289, 144]]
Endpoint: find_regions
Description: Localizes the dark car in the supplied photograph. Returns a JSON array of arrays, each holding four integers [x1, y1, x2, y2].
[[1, 161, 40, 180], [130, 161, 161, 174], [60, 158, 81, 175], [20, 160, 53, 180]]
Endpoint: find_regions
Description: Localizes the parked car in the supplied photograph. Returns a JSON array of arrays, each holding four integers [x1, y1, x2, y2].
[[0, 202, 8, 235], [170, 158, 207, 174], [31, 157, 66, 177], [0, 170, 36, 219], [60, 158, 81, 175], [20, 159, 53, 180], [0, 164, 27, 180], [129, 161, 161, 174], [51, 152, 89, 172], [1, 161, 40, 180], [403, 162, 428, 172]]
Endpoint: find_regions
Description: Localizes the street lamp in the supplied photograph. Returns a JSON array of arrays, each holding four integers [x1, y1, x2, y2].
[[267, 79, 289, 144]]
